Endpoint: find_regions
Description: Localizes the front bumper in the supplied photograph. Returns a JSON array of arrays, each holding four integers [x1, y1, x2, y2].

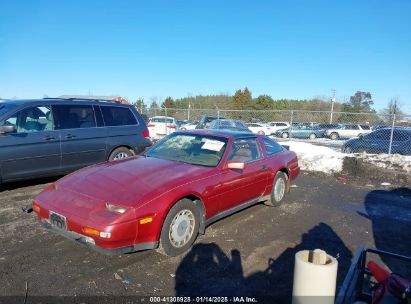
[[41, 220, 158, 255]]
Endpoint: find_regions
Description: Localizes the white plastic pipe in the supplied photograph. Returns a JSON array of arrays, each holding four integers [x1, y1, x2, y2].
[[292, 249, 338, 304]]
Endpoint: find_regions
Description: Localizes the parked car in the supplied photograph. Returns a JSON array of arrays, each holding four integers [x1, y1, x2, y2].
[[324, 124, 372, 140], [0, 98, 151, 183], [196, 115, 225, 129], [32, 130, 300, 256], [179, 121, 198, 130], [245, 122, 272, 135], [209, 119, 251, 132], [275, 125, 324, 139], [147, 116, 177, 138], [265, 121, 290, 133], [341, 128, 411, 155]]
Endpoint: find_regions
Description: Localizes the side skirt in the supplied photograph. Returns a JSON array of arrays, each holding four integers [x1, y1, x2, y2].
[[205, 196, 267, 227]]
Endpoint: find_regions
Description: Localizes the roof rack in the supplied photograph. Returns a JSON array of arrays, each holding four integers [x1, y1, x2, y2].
[[43, 97, 119, 103]]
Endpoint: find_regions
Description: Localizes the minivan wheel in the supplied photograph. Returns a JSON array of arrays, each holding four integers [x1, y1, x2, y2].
[[265, 172, 288, 207], [157, 199, 200, 257], [109, 147, 134, 161]]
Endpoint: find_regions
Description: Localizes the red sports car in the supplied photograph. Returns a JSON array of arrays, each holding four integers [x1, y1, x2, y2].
[[33, 130, 299, 256]]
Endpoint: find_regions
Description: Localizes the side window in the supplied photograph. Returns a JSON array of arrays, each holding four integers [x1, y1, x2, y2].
[[262, 137, 284, 156], [228, 138, 262, 163], [360, 125, 371, 130], [5, 105, 54, 133], [101, 106, 137, 126], [53, 105, 96, 129]]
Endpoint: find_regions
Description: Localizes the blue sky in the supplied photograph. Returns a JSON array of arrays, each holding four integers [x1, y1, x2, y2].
[[0, 0, 410, 113]]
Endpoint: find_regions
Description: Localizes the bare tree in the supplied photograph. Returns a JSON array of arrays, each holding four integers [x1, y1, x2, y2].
[[383, 98, 404, 117]]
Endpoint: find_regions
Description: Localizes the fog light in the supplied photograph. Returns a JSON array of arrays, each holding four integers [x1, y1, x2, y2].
[[99, 232, 111, 238], [32, 202, 41, 213]]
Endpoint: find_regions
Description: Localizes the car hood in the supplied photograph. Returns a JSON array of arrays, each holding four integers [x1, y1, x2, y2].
[[52, 156, 213, 208]]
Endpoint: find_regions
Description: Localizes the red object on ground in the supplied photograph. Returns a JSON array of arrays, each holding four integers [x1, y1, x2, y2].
[[367, 261, 391, 282]]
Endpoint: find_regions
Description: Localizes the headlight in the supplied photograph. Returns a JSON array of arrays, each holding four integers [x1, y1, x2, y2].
[[105, 203, 128, 214]]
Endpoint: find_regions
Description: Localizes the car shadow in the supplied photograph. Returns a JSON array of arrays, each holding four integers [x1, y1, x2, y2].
[[175, 222, 352, 302], [360, 187, 411, 276]]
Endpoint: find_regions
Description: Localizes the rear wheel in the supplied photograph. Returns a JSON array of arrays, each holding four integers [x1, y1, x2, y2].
[[109, 147, 134, 161], [330, 132, 339, 140], [258, 130, 265, 135], [265, 172, 288, 207], [282, 132, 289, 138], [309, 133, 317, 140], [157, 199, 200, 256]]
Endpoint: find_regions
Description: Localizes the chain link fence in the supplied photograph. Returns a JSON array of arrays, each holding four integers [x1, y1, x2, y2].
[[141, 107, 411, 156]]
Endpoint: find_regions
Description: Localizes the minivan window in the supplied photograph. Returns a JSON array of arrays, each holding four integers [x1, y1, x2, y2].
[[53, 105, 96, 129], [101, 106, 137, 126], [4, 105, 54, 133]]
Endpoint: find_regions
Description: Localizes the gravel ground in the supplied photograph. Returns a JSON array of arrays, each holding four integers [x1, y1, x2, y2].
[[0, 173, 410, 303]]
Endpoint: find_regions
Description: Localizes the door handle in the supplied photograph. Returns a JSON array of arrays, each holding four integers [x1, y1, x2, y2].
[[43, 136, 56, 141], [65, 134, 76, 139]]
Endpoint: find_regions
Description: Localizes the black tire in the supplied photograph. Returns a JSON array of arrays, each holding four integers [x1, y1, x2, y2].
[[330, 132, 339, 140], [108, 147, 134, 161], [157, 199, 200, 257], [265, 172, 288, 207], [282, 132, 289, 139], [309, 133, 317, 140]]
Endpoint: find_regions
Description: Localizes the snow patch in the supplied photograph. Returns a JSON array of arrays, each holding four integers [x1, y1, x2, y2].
[[285, 141, 348, 174], [356, 153, 411, 172]]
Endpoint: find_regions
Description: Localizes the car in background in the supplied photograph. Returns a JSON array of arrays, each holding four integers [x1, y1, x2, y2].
[[179, 121, 198, 130], [341, 128, 411, 155], [324, 124, 372, 140], [147, 116, 177, 138], [0, 98, 151, 183], [274, 124, 324, 139], [196, 115, 225, 129], [32, 130, 300, 256], [209, 119, 251, 132], [246, 122, 272, 135], [265, 121, 290, 133]]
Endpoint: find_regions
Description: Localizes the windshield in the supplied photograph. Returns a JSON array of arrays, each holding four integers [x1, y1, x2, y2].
[[145, 133, 228, 167], [0, 103, 15, 117]]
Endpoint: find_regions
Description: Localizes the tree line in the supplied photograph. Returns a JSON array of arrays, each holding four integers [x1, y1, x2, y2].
[[133, 88, 383, 114]]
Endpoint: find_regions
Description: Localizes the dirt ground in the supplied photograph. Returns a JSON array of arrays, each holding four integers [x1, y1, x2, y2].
[[0, 172, 410, 303]]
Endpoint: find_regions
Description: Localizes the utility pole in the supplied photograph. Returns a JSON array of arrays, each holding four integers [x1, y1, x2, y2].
[[330, 89, 336, 124]]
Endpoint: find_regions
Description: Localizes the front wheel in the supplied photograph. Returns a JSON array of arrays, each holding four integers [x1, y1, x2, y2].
[[282, 132, 289, 138], [344, 146, 353, 154], [109, 147, 134, 161], [157, 199, 200, 256], [309, 133, 317, 140], [330, 132, 339, 140], [258, 130, 265, 135], [265, 172, 288, 207]]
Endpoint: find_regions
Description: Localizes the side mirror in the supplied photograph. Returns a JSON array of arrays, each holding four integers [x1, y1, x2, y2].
[[0, 125, 16, 134], [226, 160, 245, 170]]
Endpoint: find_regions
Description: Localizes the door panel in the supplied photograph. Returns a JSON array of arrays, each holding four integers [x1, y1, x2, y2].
[[0, 105, 61, 181], [53, 104, 107, 171], [207, 138, 268, 213]]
